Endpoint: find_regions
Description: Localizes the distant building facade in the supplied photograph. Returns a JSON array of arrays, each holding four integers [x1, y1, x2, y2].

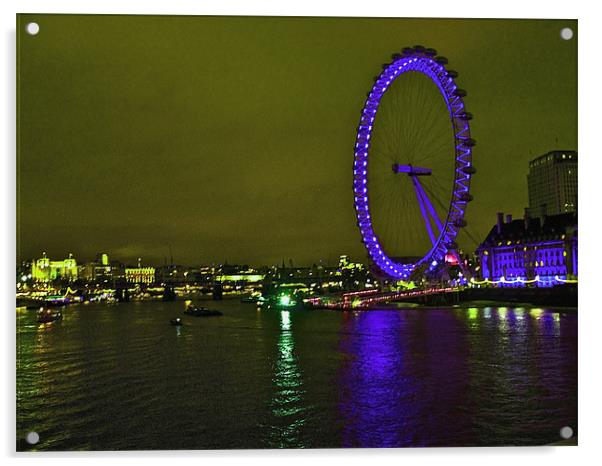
[[31, 252, 78, 282], [476, 212, 577, 287], [527, 150, 577, 219], [79, 253, 124, 285], [125, 266, 155, 284]]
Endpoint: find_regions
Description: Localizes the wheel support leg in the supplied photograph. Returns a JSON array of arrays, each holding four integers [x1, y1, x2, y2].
[[412, 176, 438, 246]]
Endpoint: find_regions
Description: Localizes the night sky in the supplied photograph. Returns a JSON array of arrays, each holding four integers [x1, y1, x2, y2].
[[17, 15, 577, 266]]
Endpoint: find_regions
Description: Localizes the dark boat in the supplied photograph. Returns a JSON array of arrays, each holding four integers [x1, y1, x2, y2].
[[37, 308, 62, 323], [240, 295, 259, 303], [184, 305, 223, 317], [170, 317, 183, 326]]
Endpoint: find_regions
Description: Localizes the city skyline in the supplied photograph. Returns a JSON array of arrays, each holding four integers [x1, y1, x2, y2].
[[17, 16, 577, 265], [20, 249, 369, 269]]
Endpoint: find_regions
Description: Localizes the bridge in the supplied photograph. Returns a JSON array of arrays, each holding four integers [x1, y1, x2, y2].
[[305, 286, 461, 310]]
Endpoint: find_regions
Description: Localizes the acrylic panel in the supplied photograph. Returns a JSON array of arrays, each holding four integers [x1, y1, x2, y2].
[[16, 14, 577, 451]]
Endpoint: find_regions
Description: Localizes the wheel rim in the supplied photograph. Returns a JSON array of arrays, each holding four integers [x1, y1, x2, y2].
[[353, 48, 474, 280]]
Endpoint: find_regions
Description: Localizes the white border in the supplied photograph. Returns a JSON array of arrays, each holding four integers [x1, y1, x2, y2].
[[2, 1, 600, 465]]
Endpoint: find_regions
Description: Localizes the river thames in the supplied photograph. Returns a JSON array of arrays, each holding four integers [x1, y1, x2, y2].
[[16, 300, 577, 450]]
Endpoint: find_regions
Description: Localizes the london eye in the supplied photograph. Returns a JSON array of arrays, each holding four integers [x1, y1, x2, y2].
[[353, 45, 475, 281]]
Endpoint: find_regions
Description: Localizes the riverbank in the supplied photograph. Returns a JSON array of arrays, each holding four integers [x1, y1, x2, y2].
[[459, 285, 577, 307], [375, 300, 577, 314]]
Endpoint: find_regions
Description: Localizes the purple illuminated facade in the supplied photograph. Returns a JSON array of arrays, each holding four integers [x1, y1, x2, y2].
[[476, 212, 578, 287], [353, 46, 474, 280]]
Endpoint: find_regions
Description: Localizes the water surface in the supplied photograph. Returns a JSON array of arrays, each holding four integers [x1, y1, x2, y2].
[[16, 301, 577, 450]]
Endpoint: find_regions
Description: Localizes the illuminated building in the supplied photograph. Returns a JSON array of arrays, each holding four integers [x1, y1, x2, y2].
[[337, 254, 370, 291], [215, 264, 264, 291], [98, 253, 109, 266], [527, 150, 577, 219], [31, 252, 78, 282], [80, 253, 116, 284], [187, 266, 215, 285], [476, 212, 577, 287], [338, 254, 365, 271], [215, 273, 264, 283], [94, 252, 112, 282], [125, 262, 155, 285]]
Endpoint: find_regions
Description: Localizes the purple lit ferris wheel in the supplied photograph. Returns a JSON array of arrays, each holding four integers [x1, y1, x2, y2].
[[353, 46, 475, 280]]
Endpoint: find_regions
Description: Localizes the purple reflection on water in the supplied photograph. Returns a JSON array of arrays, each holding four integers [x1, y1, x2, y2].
[[335, 307, 576, 447], [337, 309, 471, 447]]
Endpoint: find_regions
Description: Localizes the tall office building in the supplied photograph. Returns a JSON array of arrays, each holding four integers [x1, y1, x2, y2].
[[527, 150, 577, 219]]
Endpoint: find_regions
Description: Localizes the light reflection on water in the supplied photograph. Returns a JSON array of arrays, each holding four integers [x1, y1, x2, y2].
[[338, 310, 414, 447], [267, 310, 306, 447], [17, 301, 576, 450]]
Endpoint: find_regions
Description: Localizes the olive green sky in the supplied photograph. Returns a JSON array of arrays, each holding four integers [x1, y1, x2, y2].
[[17, 15, 577, 266]]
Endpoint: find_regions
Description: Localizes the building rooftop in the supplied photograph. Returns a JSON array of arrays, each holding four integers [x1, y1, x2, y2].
[[529, 150, 577, 167], [478, 212, 577, 249]]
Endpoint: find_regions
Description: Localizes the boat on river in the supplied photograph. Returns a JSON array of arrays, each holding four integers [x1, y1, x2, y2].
[[37, 308, 63, 323], [184, 305, 223, 317]]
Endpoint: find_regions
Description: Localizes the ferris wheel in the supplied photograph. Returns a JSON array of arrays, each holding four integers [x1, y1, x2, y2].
[[353, 45, 475, 280]]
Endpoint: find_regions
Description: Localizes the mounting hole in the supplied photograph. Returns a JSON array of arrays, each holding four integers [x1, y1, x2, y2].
[[25, 431, 40, 445], [560, 27, 573, 40], [559, 426, 573, 439], [25, 22, 40, 36]]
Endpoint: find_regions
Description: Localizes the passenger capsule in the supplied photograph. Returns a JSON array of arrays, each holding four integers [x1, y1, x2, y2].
[[435, 56, 448, 65], [461, 138, 477, 147], [402, 47, 414, 55], [425, 48, 437, 57], [446, 69, 458, 78], [391, 53, 402, 60], [462, 166, 477, 175], [454, 219, 467, 228], [458, 112, 473, 121], [458, 192, 474, 202], [453, 88, 467, 98]]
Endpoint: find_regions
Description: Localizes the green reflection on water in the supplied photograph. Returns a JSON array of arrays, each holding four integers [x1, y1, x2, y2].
[[267, 310, 306, 447]]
